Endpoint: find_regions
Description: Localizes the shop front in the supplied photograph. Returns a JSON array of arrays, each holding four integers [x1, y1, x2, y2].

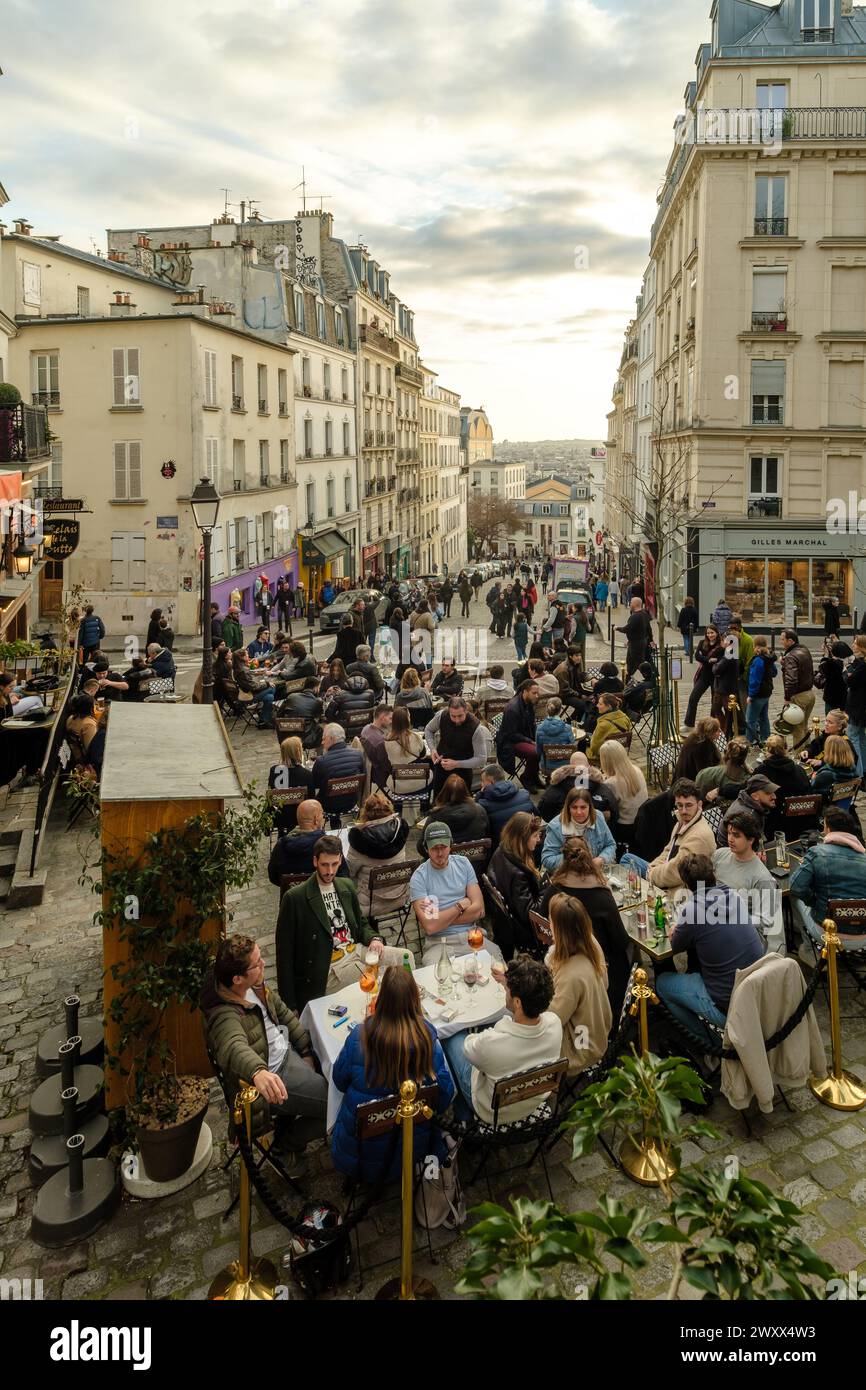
[[299, 529, 353, 610], [208, 553, 299, 624], [397, 543, 411, 579], [362, 542, 383, 579], [693, 523, 865, 634]]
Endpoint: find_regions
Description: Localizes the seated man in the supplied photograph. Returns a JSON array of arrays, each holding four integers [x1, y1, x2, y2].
[[495, 681, 541, 790], [267, 799, 349, 885], [443, 956, 562, 1123], [91, 657, 130, 702], [276, 835, 380, 1009], [656, 852, 764, 1042], [311, 721, 366, 822], [712, 811, 780, 948], [717, 774, 779, 848], [410, 821, 502, 966], [201, 933, 327, 1171], [621, 778, 717, 890], [790, 807, 866, 947], [483, 664, 510, 695], [144, 642, 176, 681], [247, 627, 273, 660], [360, 704, 393, 791], [346, 644, 384, 698], [324, 673, 377, 726], [431, 658, 464, 700], [233, 648, 276, 726], [270, 639, 318, 682], [122, 657, 155, 702], [476, 763, 535, 849]]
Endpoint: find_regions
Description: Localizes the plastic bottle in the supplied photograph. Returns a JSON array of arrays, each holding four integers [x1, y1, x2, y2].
[[402, 951, 412, 975]]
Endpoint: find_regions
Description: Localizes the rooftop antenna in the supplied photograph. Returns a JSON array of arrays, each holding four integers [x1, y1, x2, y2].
[[292, 167, 331, 214], [220, 187, 232, 217]]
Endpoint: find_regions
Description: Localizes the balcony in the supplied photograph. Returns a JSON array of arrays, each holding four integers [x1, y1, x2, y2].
[[305, 446, 313, 458], [365, 481, 375, 497], [751, 312, 788, 332], [0, 402, 51, 464], [258, 398, 268, 413], [752, 404, 783, 425], [376, 479, 386, 494], [748, 495, 782, 519], [233, 478, 244, 492], [376, 430, 385, 444], [232, 393, 244, 411], [324, 387, 331, 401], [396, 361, 423, 388], [32, 390, 60, 409], [754, 217, 789, 237], [388, 474, 397, 489], [260, 471, 271, 487], [280, 467, 291, 484], [325, 446, 333, 456], [364, 430, 374, 447], [387, 432, 395, 445], [359, 323, 400, 358], [278, 401, 288, 415], [303, 385, 312, 398], [398, 448, 405, 462]]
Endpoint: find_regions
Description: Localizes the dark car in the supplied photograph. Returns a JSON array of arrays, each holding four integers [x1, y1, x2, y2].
[[318, 587, 389, 634]]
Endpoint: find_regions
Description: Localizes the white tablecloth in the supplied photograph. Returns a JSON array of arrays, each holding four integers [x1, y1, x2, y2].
[[299, 964, 506, 1130]]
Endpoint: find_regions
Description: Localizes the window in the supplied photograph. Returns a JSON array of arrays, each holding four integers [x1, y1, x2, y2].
[[344, 474, 352, 511], [375, 363, 382, 396], [294, 288, 305, 332], [751, 360, 785, 424], [22, 262, 41, 307], [386, 368, 392, 396], [77, 286, 90, 317], [802, 0, 833, 40], [323, 362, 331, 399], [112, 347, 140, 406], [233, 439, 245, 491], [204, 350, 218, 407], [541, 504, 550, 515], [325, 420, 333, 455], [473, 470, 481, 485], [113, 441, 143, 499], [752, 268, 787, 328], [262, 511, 274, 561], [341, 367, 349, 401], [343, 421, 351, 455], [301, 356, 312, 391], [278, 368, 288, 413], [280, 439, 290, 483], [756, 82, 788, 109], [257, 364, 268, 412], [748, 455, 782, 517], [304, 419, 313, 457], [205, 437, 219, 483], [828, 361, 863, 427], [231, 356, 244, 410], [560, 523, 569, 538], [327, 478, 335, 518], [305, 481, 315, 525], [259, 440, 270, 486], [110, 532, 146, 588], [316, 300, 326, 340], [830, 267, 866, 332], [755, 174, 787, 236], [833, 173, 866, 237], [31, 351, 59, 407], [335, 308, 344, 346]]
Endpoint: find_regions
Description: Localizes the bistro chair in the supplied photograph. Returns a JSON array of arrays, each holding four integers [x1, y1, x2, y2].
[[827, 899, 866, 997], [539, 742, 576, 781], [387, 762, 432, 818], [646, 741, 679, 789], [321, 773, 366, 827], [453, 838, 492, 871], [481, 874, 537, 961], [528, 909, 555, 953], [266, 786, 307, 843], [702, 804, 724, 840], [279, 872, 311, 899], [366, 860, 423, 950], [457, 1058, 568, 1201], [482, 696, 510, 723], [780, 792, 824, 833], [274, 714, 306, 742], [343, 709, 372, 739], [830, 777, 861, 812]]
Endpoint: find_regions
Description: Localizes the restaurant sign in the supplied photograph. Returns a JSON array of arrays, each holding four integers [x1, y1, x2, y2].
[[45, 519, 80, 559], [43, 498, 85, 513]]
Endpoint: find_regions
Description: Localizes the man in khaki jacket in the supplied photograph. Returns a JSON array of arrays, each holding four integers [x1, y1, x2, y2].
[[621, 778, 717, 889]]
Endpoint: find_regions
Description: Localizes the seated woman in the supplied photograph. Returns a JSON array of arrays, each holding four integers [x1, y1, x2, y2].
[[802, 708, 857, 772], [696, 735, 750, 804], [346, 792, 411, 923], [394, 667, 433, 712], [760, 733, 817, 838], [674, 716, 721, 782], [811, 734, 858, 809], [541, 786, 617, 874], [538, 837, 632, 1017], [487, 811, 545, 959], [598, 739, 647, 848], [535, 697, 575, 775], [268, 735, 314, 834], [546, 893, 612, 1077], [382, 705, 428, 799], [247, 626, 274, 661], [419, 772, 490, 850], [318, 657, 349, 699], [66, 692, 106, 775], [331, 966, 454, 1184]]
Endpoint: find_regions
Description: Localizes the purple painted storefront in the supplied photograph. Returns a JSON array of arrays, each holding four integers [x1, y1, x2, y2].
[[211, 551, 298, 621]]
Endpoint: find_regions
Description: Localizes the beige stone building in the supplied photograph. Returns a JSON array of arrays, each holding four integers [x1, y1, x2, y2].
[[460, 406, 495, 467], [394, 300, 422, 575], [420, 366, 440, 574], [434, 382, 464, 573]]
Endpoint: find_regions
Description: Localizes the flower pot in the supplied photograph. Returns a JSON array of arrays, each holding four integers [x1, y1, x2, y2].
[[135, 1095, 208, 1184]]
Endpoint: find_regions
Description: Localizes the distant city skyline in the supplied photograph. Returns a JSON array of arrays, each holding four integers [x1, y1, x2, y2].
[[2, 0, 705, 437]]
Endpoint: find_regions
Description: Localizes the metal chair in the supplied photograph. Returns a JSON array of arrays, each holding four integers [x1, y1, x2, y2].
[[279, 872, 311, 898], [482, 696, 510, 722], [702, 803, 724, 839], [454, 838, 492, 869], [321, 773, 366, 826], [528, 909, 555, 953], [458, 1059, 569, 1201], [646, 741, 679, 789], [343, 709, 372, 739], [274, 714, 306, 741], [146, 675, 175, 697], [780, 792, 824, 826], [367, 860, 423, 949], [266, 786, 307, 843], [225, 688, 260, 735], [830, 777, 861, 811], [388, 762, 432, 818], [539, 741, 576, 780], [827, 899, 866, 996]]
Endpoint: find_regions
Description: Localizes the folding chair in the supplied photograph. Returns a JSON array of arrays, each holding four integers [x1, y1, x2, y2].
[[145, 675, 175, 697], [482, 873, 539, 960], [343, 1083, 441, 1291], [322, 773, 366, 827], [539, 741, 576, 781], [482, 697, 510, 723], [367, 860, 423, 949], [454, 838, 492, 871], [266, 786, 307, 843], [827, 899, 866, 997], [280, 872, 311, 899], [702, 803, 724, 840], [780, 792, 823, 834], [646, 740, 679, 789], [274, 714, 306, 742], [628, 691, 659, 746], [528, 909, 554, 953], [830, 778, 861, 812], [226, 688, 260, 735], [388, 762, 432, 819], [343, 709, 372, 740], [459, 1059, 568, 1201]]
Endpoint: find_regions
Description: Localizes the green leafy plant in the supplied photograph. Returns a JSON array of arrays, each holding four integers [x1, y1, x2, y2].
[[0, 383, 22, 405], [83, 788, 272, 1135], [456, 1052, 837, 1300], [0, 639, 46, 671], [781, 112, 794, 140]]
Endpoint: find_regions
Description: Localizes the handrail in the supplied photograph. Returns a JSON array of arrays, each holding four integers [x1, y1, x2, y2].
[[29, 661, 79, 875]]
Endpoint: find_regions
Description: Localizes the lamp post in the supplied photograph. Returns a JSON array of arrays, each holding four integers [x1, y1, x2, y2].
[[302, 521, 317, 656], [190, 476, 221, 705]]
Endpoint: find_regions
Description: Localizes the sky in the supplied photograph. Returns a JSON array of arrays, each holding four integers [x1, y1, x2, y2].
[[3, 0, 707, 439]]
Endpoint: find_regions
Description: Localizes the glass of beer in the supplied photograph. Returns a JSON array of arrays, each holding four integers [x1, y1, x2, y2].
[[364, 947, 380, 991]]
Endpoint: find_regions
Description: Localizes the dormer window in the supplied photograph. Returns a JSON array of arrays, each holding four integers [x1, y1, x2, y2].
[[802, 0, 833, 41]]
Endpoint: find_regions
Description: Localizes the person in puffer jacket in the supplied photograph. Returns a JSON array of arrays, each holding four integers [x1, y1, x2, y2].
[[346, 793, 411, 920], [77, 605, 105, 660], [476, 764, 536, 848], [535, 697, 576, 774], [324, 673, 377, 725]]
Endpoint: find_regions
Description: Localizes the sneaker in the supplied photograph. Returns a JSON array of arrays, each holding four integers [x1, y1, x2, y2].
[[272, 1148, 308, 1180]]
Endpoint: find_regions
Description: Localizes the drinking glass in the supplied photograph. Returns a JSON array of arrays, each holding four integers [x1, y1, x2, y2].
[[364, 949, 380, 992], [450, 956, 464, 1002], [467, 926, 484, 953], [463, 956, 479, 994]]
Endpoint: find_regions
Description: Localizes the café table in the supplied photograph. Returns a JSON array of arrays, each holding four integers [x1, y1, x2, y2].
[[605, 868, 676, 964], [763, 837, 806, 896], [300, 962, 507, 1130]]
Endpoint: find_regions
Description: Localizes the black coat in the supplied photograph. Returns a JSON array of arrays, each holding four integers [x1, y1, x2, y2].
[[845, 657, 866, 726], [487, 848, 543, 957], [267, 763, 315, 833], [677, 604, 699, 634], [496, 693, 536, 758], [537, 882, 633, 1019], [760, 754, 819, 838], [816, 656, 846, 710], [432, 670, 464, 699], [632, 789, 675, 862], [537, 773, 617, 826], [329, 627, 364, 666], [823, 601, 841, 636], [422, 799, 489, 849], [347, 660, 384, 696]]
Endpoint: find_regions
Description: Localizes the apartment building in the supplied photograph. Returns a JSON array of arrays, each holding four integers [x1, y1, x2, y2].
[[469, 457, 525, 499], [435, 382, 464, 572], [394, 300, 422, 575], [4, 226, 296, 634], [609, 0, 866, 630], [460, 406, 495, 467]]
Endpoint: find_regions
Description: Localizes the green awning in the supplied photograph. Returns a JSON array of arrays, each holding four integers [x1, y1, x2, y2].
[[301, 529, 351, 565]]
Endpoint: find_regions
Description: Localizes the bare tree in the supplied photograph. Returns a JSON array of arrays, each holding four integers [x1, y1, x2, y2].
[[467, 493, 524, 558]]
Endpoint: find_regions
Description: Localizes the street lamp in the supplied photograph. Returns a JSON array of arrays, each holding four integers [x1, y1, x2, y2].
[[11, 537, 35, 576], [190, 476, 221, 705], [302, 520, 318, 655]]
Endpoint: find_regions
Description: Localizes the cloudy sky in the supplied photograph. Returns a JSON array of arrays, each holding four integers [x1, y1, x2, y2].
[[3, 0, 705, 439]]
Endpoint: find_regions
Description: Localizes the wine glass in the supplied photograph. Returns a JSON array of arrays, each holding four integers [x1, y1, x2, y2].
[[467, 926, 484, 953], [463, 954, 479, 994]]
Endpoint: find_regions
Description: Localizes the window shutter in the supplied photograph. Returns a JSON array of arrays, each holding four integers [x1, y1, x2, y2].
[[111, 533, 128, 588], [112, 349, 126, 406], [832, 173, 866, 237], [751, 361, 785, 396], [114, 442, 127, 499], [227, 519, 237, 569], [130, 534, 146, 588], [205, 351, 217, 406], [752, 269, 786, 312], [211, 524, 225, 580], [126, 348, 140, 403], [828, 361, 863, 427], [247, 515, 257, 566], [830, 267, 866, 332], [256, 513, 266, 560], [128, 442, 142, 498]]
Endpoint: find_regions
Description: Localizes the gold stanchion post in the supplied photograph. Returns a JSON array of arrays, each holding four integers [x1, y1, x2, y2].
[[209, 1083, 278, 1300], [810, 919, 866, 1112], [671, 660, 682, 745], [810, 715, 822, 742], [620, 968, 678, 1187], [727, 693, 739, 739], [376, 1080, 439, 1301]]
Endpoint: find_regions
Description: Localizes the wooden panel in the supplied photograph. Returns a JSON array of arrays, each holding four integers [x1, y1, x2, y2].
[[101, 797, 222, 1110]]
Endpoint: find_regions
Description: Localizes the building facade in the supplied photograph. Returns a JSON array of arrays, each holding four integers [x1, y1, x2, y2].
[[460, 406, 495, 466], [435, 383, 464, 572]]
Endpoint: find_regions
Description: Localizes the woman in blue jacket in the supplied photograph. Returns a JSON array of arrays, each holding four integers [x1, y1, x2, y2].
[[541, 786, 616, 873], [331, 966, 454, 1184], [535, 696, 575, 774]]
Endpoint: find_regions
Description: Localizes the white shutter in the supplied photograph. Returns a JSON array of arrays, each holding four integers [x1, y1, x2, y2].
[[211, 524, 225, 580], [129, 533, 146, 588], [113, 347, 140, 404], [205, 437, 218, 482], [128, 442, 142, 498], [126, 348, 140, 404], [751, 361, 785, 395], [256, 513, 266, 560], [227, 519, 237, 571], [247, 516, 257, 566], [112, 349, 126, 406], [113, 442, 127, 499], [204, 350, 217, 407], [111, 533, 129, 587], [828, 361, 863, 427], [263, 511, 274, 559], [752, 269, 786, 313], [22, 262, 41, 306]]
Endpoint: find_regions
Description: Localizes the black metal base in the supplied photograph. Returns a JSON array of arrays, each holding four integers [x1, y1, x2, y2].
[[29, 1114, 111, 1188], [36, 1019, 104, 1078], [28, 1067, 104, 1136], [30, 1159, 120, 1248]]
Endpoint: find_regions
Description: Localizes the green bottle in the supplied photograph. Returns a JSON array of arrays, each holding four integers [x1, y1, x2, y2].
[[654, 895, 666, 936], [402, 951, 412, 975]]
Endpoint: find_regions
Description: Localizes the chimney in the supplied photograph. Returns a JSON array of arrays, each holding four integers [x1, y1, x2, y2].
[[110, 290, 133, 317], [13, 218, 32, 236], [136, 233, 150, 249]]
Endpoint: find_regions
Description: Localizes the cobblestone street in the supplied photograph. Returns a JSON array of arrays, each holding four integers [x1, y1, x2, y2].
[[1, 600, 865, 1301]]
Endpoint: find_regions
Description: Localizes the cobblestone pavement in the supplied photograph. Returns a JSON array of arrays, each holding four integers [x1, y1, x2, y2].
[[0, 598, 864, 1301]]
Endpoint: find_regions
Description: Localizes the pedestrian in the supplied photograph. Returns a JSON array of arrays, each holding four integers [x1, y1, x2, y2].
[[77, 604, 106, 662], [440, 576, 454, 618], [823, 596, 841, 637], [486, 582, 501, 633], [256, 575, 273, 629], [711, 596, 733, 637], [293, 579, 306, 619], [209, 602, 224, 647], [514, 613, 529, 662], [471, 569, 483, 601], [595, 576, 608, 612], [146, 608, 164, 648], [275, 576, 292, 632], [745, 635, 776, 746], [677, 596, 698, 660], [844, 633, 866, 779], [458, 574, 473, 618], [608, 575, 620, 610], [571, 604, 588, 670], [617, 598, 652, 677], [222, 606, 243, 652], [727, 616, 753, 724], [683, 625, 723, 729]]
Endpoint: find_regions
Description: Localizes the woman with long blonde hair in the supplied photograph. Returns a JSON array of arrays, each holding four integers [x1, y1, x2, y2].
[[598, 740, 647, 843], [267, 734, 313, 833], [546, 893, 611, 1076], [331, 966, 454, 1182], [538, 837, 632, 1016], [811, 733, 857, 807], [487, 811, 545, 958]]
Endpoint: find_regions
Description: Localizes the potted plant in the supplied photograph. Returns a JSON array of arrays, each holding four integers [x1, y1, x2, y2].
[[0, 639, 46, 680], [87, 789, 272, 1182], [0, 383, 21, 464]]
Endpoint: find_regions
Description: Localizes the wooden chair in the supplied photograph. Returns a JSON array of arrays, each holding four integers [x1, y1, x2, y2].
[[388, 762, 432, 817], [266, 786, 307, 843], [281, 677, 309, 696], [279, 872, 310, 898], [539, 742, 576, 779], [780, 792, 824, 824], [454, 837, 492, 869], [321, 773, 366, 826], [830, 777, 861, 810], [827, 898, 866, 995], [367, 859, 423, 948], [274, 714, 306, 741], [482, 696, 510, 722], [459, 1059, 568, 1201], [344, 709, 372, 738], [528, 909, 554, 952]]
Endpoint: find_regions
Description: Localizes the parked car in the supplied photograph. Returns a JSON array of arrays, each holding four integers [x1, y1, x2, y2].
[[549, 585, 598, 633], [318, 587, 389, 633]]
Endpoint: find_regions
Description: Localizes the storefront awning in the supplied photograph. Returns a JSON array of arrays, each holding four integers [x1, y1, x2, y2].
[[300, 529, 351, 565]]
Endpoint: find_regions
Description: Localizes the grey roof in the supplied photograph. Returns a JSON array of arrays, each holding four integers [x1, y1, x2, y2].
[[4, 234, 181, 290], [716, 0, 866, 55]]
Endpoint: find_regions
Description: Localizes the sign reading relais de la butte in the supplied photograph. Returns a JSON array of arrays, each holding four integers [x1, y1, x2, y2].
[[45, 518, 80, 559]]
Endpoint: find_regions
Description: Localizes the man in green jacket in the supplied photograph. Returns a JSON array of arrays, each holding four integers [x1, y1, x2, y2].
[[201, 934, 327, 1157], [276, 835, 379, 1011], [222, 605, 244, 651], [728, 617, 753, 725]]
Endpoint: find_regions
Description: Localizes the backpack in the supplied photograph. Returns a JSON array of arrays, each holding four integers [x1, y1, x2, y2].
[[284, 1201, 353, 1298], [413, 1136, 466, 1230]]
